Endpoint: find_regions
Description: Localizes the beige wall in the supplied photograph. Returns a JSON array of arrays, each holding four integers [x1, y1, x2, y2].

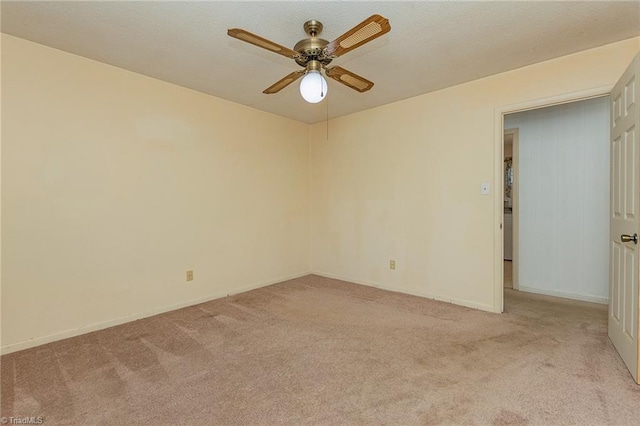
[[1, 35, 310, 353], [310, 37, 640, 312]]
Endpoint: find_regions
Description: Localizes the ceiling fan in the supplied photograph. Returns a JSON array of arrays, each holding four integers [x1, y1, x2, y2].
[[228, 15, 391, 103]]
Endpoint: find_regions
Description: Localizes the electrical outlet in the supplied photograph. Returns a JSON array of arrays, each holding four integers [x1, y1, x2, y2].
[[390, 260, 396, 270], [186, 270, 194, 281]]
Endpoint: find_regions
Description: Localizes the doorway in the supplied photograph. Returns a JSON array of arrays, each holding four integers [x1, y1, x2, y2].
[[492, 86, 613, 313], [503, 128, 519, 291], [501, 97, 610, 307]]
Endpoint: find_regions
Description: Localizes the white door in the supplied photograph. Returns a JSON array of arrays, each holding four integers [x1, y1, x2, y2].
[[609, 53, 640, 383]]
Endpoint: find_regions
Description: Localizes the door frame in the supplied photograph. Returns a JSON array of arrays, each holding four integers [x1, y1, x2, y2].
[[493, 85, 613, 313], [504, 127, 519, 290]]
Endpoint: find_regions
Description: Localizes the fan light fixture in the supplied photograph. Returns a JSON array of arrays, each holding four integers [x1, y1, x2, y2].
[[299, 70, 327, 103]]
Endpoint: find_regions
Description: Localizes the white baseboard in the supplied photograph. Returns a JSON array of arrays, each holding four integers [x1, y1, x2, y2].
[[311, 270, 497, 313], [517, 285, 608, 305], [1, 271, 311, 355]]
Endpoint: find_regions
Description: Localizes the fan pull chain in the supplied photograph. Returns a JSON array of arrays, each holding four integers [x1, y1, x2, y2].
[[326, 94, 329, 140]]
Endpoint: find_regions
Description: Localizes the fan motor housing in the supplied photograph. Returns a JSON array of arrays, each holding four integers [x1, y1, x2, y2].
[[294, 38, 332, 67], [294, 20, 332, 67]]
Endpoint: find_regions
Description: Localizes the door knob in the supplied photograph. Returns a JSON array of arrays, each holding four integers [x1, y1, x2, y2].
[[621, 233, 638, 244]]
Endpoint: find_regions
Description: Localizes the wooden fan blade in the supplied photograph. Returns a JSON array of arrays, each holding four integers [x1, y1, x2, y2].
[[325, 14, 391, 57], [228, 28, 299, 59], [325, 66, 374, 93], [263, 70, 305, 94]]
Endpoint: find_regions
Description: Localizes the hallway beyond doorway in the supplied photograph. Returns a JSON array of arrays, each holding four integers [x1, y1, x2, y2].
[[504, 260, 513, 289]]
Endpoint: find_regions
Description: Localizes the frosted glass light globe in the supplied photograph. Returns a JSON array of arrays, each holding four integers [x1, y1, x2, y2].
[[299, 71, 328, 103]]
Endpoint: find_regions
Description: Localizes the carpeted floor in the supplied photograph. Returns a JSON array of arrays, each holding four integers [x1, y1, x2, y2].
[[1, 275, 639, 425]]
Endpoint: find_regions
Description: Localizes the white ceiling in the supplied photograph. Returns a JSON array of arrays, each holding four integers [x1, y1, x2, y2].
[[2, 1, 639, 124]]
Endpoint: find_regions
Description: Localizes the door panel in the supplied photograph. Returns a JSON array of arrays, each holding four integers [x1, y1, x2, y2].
[[613, 135, 622, 218], [623, 247, 636, 339], [612, 242, 621, 321], [625, 126, 636, 218], [609, 53, 640, 383]]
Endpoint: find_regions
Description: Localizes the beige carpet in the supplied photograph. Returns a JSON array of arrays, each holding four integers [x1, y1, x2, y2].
[[2, 275, 639, 425]]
